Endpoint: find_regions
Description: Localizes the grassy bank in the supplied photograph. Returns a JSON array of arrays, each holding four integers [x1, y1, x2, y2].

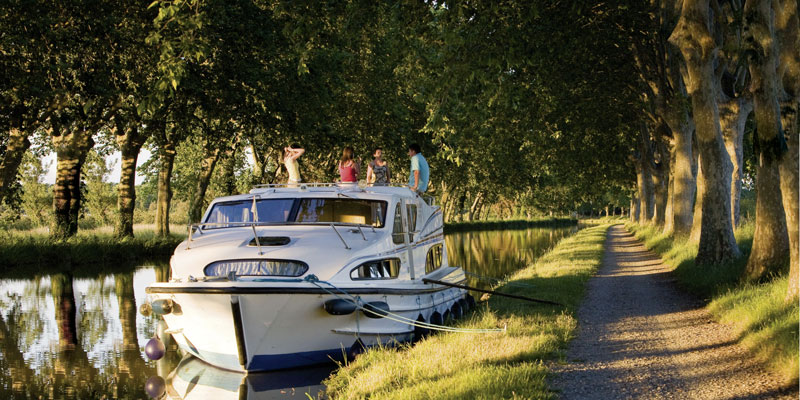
[[0, 224, 183, 277], [626, 220, 798, 384], [324, 224, 610, 399], [444, 217, 578, 233]]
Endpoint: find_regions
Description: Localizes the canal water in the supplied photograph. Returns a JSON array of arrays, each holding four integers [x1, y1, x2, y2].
[[0, 225, 578, 399]]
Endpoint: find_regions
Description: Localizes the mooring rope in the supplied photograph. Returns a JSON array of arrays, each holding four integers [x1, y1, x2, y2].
[[463, 270, 537, 290], [303, 275, 505, 334]]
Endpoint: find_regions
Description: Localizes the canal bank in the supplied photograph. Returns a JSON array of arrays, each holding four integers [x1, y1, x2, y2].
[[324, 223, 611, 399]]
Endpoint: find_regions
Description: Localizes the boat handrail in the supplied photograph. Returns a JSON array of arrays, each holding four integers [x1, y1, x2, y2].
[[185, 221, 379, 249], [249, 182, 436, 205]]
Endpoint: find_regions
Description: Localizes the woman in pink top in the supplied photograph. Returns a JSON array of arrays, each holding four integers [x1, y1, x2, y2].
[[338, 146, 360, 183]]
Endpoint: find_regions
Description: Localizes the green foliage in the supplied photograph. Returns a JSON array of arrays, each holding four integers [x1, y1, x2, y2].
[[19, 152, 53, 227], [82, 151, 118, 226], [325, 224, 611, 399]]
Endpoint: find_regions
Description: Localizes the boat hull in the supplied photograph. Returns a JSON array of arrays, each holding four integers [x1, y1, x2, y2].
[[147, 282, 467, 372]]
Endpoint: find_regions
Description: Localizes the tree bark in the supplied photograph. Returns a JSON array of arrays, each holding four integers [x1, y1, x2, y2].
[[670, 0, 741, 264], [744, 0, 790, 279], [635, 123, 655, 224], [664, 141, 676, 231], [51, 127, 94, 239], [652, 131, 671, 226], [468, 192, 483, 222], [665, 120, 696, 235], [776, 0, 799, 300], [689, 153, 705, 243], [114, 120, 149, 238], [0, 126, 31, 204], [188, 146, 221, 223], [156, 141, 176, 236], [719, 97, 752, 227]]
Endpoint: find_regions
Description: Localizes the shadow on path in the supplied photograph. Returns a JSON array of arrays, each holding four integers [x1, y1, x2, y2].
[[549, 225, 797, 400]]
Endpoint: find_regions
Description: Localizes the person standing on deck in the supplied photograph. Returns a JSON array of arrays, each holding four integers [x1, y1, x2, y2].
[[407, 143, 429, 193], [283, 144, 305, 186], [366, 147, 391, 185], [338, 146, 360, 183]]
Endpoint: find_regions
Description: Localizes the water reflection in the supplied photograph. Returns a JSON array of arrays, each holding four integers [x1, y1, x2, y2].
[[0, 225, 577, 398], [0, 267, 169, 399], [165, 356, 331, 399], [445, 225, 579, 290]]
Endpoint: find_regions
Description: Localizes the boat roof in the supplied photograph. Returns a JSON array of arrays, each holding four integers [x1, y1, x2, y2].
[[208, 183, 423, 204]]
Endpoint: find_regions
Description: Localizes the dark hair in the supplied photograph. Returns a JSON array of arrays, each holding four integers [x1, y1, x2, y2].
[[290, 143, 301, 149], [408, 143, 421, 154]]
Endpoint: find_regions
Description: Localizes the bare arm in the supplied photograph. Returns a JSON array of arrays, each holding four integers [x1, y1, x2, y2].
[[288, 148, 305, 160], [413, 170, 420, 190], [366, 163, 374, 183]]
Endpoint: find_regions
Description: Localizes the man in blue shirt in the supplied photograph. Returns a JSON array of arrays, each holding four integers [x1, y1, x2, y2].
[[407, 143, 429, 193]]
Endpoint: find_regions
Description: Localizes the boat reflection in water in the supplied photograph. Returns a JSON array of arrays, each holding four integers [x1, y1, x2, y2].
[[160, 355, 333, 399]]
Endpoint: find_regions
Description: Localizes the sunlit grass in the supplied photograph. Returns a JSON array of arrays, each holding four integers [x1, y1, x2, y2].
[[626, 220, 798, 384], [324, 224, 611, 399], [0, 224, 183, 276]]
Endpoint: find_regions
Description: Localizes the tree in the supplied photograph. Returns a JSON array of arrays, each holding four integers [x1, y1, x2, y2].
[[776, 0, 799, 300], [743, 0, 790, 279], [670, 0, 741, 264]]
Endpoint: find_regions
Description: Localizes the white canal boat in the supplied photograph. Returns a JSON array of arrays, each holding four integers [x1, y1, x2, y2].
[[145, 183, 473, 372]]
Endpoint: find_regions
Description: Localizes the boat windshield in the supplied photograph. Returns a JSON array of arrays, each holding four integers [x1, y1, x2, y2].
[[205, 199, 295, 227], [204, 198, 387, 228]]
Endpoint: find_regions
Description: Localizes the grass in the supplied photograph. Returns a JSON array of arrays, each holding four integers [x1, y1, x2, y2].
[[324, 224, 611, 399], [626, 219, 799, 384], [0, 223, 183, 277], [444, 217, 578, 233]]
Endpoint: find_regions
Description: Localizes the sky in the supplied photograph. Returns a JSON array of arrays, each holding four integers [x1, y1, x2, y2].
[[42, 149, 152, 185]]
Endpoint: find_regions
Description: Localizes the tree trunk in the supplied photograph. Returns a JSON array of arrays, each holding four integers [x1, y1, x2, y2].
[[636, 123, 655, 224], [156, 141, 176, 236], [219, 136, 241, 196], [114, 121, 148, 238], [51, 127, 94, 239], [188, 147, 221, 223], [719, 97, 752, 227], [457, 192, 467, 222], [0, 126, 31, 204], [468, 192, 483, 222], [690, 153, 705, 243], [652, 132, 670, 226], [744, 0, 790, 279], [665, 121, 696, 235], [631, 196, 640, 222], [664, 142, 676, 231], [777, 0, 799, 300], [670, 0, 740, 264]]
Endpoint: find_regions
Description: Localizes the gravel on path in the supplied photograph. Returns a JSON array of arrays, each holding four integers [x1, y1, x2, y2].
[[549, 225, 798, 400]]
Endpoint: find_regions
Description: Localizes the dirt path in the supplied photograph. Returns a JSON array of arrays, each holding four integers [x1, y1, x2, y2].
[[549, 225, 797, 400]]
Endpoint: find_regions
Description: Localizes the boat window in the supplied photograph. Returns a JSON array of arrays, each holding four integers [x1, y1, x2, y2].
[[392, 203, 404, 244], [407, 204, 417, 241], [350, 258, 401, 280], [425, 244, 443, 274], [204, 259, 308, 277], [204, 199, 295, 227], [295, 198, 386, 227]]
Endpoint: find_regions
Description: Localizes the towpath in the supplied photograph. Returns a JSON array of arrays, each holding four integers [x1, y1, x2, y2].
[[549, 224, 797, 399]]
